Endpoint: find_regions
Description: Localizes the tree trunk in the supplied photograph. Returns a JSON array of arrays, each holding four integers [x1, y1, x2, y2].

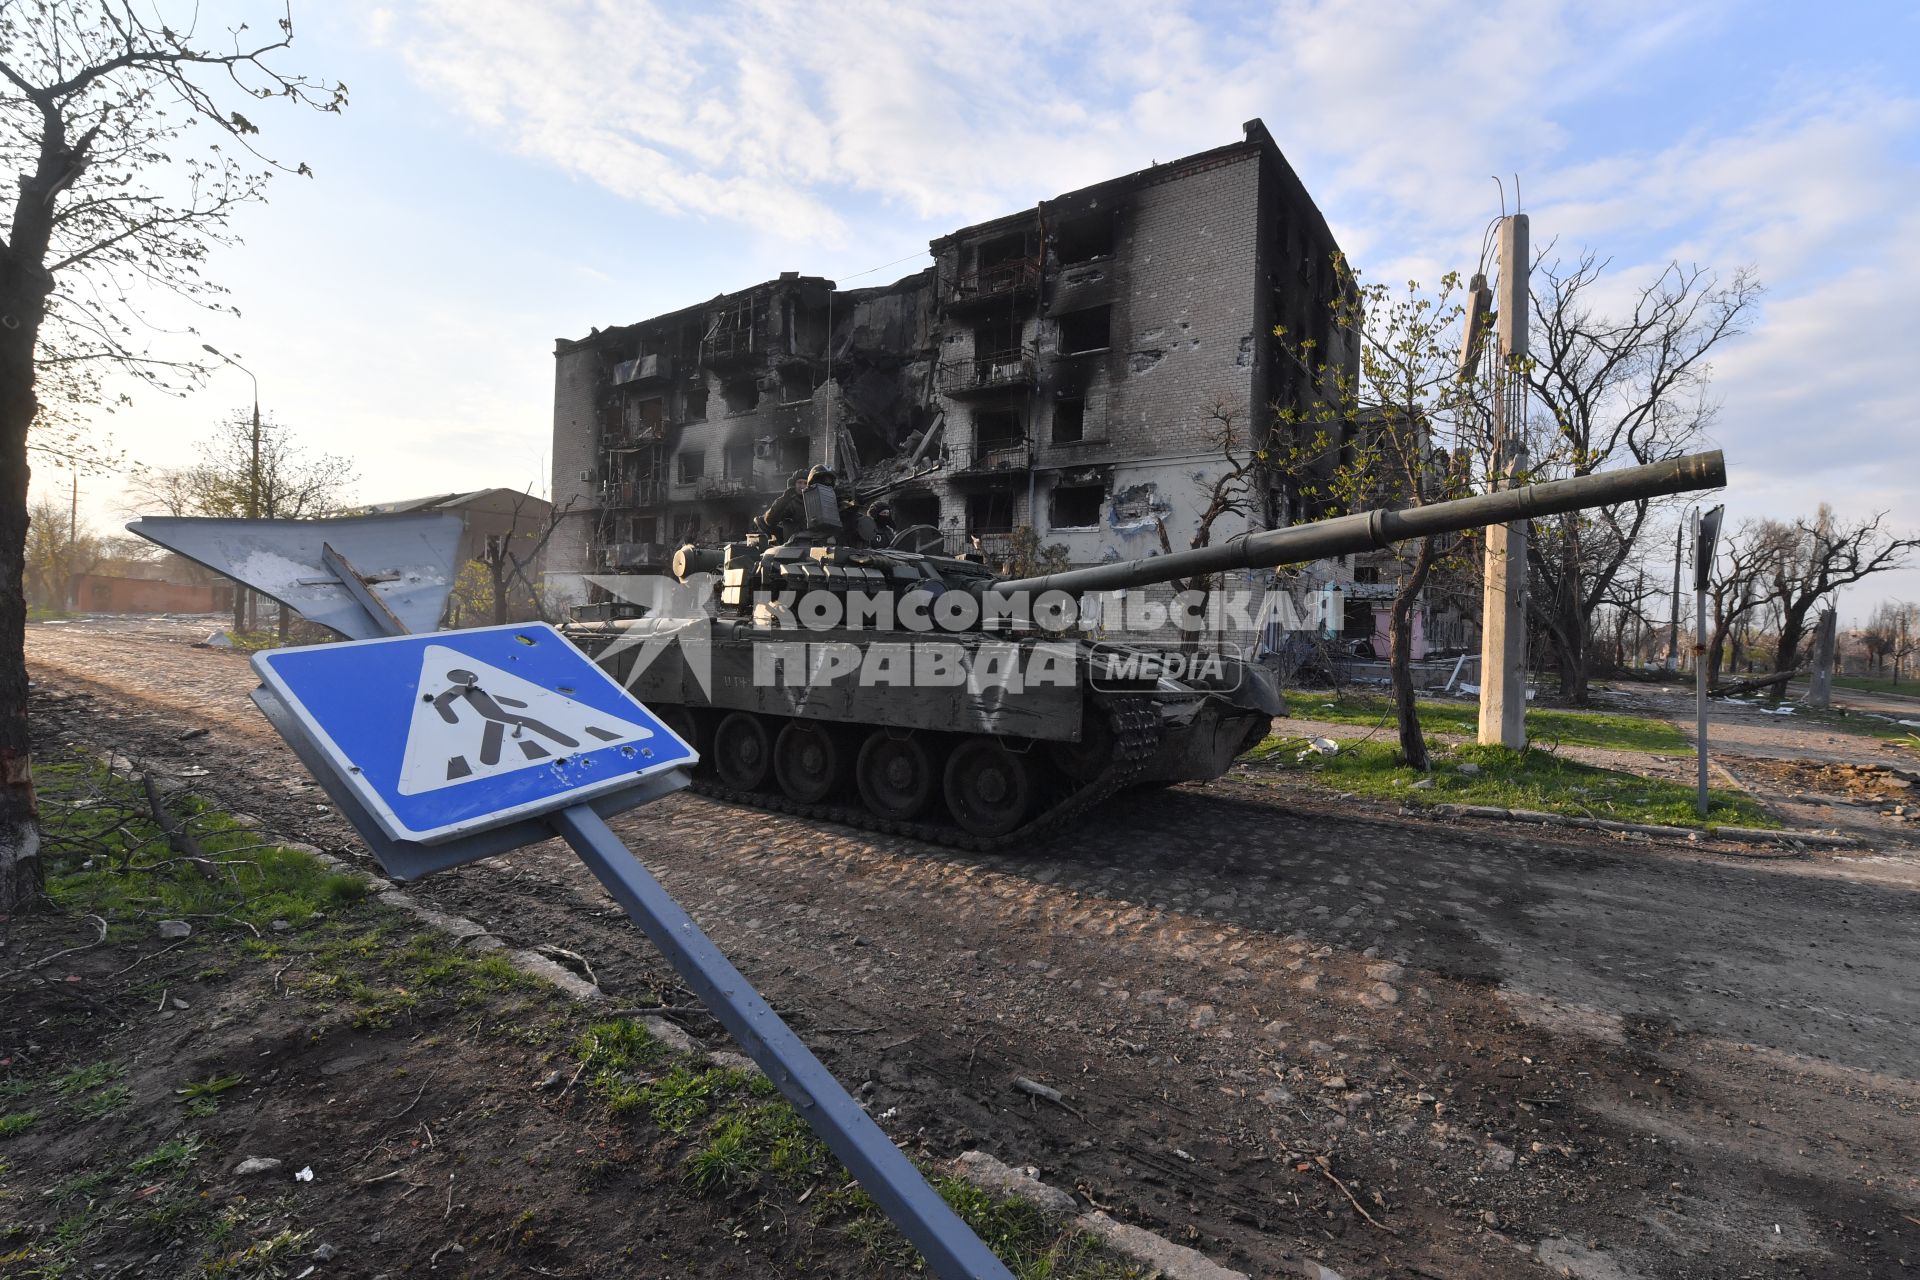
[[1389, 538, 1438, 771], [1771, 605, 1812, 703], [0, 305, 47, 915]]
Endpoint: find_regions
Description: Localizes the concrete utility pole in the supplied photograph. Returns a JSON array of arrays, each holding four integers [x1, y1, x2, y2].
[[203, 344, 262, 633], [1478, 214, 1529, 749], [1808, 607, 1838, 710]]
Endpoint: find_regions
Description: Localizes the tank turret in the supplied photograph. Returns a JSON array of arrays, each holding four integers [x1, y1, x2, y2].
[[565, 451, 1727, 848]]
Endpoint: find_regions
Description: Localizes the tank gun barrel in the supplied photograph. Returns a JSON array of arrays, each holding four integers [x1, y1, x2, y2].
[[992, 450, 1726, 597]]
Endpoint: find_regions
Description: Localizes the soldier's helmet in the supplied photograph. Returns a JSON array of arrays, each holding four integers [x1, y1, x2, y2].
[[806, 465, 837, 487]]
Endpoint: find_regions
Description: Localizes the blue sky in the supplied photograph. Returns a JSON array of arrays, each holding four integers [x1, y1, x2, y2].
[[39, 0, 1920, 616]]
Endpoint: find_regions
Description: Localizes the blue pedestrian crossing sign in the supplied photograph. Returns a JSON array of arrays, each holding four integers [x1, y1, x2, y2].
[[253, 623, 696, 844]]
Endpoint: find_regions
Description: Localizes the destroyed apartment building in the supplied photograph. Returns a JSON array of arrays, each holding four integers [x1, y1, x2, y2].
[[548, 119, 1462, 657]]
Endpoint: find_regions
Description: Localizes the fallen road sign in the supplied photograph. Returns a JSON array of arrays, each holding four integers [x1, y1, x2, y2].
[[253, 623, 695, 844]]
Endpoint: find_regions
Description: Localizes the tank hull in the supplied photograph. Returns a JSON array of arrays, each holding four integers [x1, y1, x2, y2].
[[567, 619, 1277, 848]]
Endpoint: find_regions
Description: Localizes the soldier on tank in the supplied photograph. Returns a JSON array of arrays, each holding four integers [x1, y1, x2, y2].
[[760, 470, 809, 543], [867, 501, 896, 548]]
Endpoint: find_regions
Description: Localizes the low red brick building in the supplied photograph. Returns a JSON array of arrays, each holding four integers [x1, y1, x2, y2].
[[71, 574, 232, 615]]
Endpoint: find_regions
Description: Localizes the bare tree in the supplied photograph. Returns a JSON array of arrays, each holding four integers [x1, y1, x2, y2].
[[1150, 395, 1265, 650], [0, 7, 343, 910], [125, 411, 353, 634], [1760, 508, 1920, 694], [1862, 601, 1902, 675], [473, 490, 575, 625], [1524, 254, 1760, 703], [22, 496, 99, 610], [1704, 518, 1797, 687], [1271, 264, 1479, 770]]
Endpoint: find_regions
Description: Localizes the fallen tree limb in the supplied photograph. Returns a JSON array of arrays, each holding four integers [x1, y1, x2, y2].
[[1709, 669, 1808, 698], [141, 775, 220, 881]]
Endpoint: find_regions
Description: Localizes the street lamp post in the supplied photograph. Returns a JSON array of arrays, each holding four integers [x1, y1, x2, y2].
[[202, 344, 263, 631]]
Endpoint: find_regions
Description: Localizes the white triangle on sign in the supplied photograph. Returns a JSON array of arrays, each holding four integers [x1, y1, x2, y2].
[[396, 645, 654, 796]]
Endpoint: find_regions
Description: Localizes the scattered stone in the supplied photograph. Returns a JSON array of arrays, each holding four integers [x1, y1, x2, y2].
[[1410, 778, 1435, 791], [951, 1151, 1076, 1218], [1363, 982, 1399, 1006], [1458, 762, 1483, 777], [1482, 1141, 1516, 1172], [157, 919, 191, 941], [1189, 1004, 1217, 1030], [312, 1242, 338, 1263], [1076, 1210, 1251, 1280], [269, 919, 292, 933], [536, 1069, 565, 1091], [234, 1156, 282, 1177]]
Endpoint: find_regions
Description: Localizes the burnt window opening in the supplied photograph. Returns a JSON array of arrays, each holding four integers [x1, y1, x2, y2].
[[974, 409, 1022, 445], [1057, 306, 1111, 356], [1354, 565, 1381, 584], [1052, 397, 1087, 444], [976, 231, 1031, 270], [778, 366, 813, 403], [721, 377, 760, 414], [777, 435, 811, 473], [684, 382, 710, 420], [1049, 482, 1106, 529], [632, 517, 658, 544], [620, 395, 664, 439], [1055, 213, 1115, 264], [723, 443, 754, 480], [676, 450, 706, 484], [973, 314, 1021, 358], [674, 512, 702, 544], [892, 492, 939, 529], [967, 491, 1016, 535]]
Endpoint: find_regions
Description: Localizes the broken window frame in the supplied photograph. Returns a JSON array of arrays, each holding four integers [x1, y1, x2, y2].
[[676, 450, 706, 485], [1056, 305, 1112, 357], [1048, 481, 1107, 530]]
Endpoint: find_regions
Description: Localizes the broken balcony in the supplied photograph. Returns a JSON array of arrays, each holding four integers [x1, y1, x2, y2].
[[702, 325, 762, 370], [598, 479, 667, 510], [954, 434, 1031, 476], [611, 353, 672, 387], [939, 348, 1037, 399], [944, 259, 1041, 314]]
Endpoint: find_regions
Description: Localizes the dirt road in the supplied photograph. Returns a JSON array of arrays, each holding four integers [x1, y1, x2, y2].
[[26, 619, 1920, 1278]]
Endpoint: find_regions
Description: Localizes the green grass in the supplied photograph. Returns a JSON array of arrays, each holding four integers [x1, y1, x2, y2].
[[574, 1016, 1145, 1279], [1247, 737, 1778, 829], [52, 1062, 122, 1096], [73, 1085, 132, 1119], [37, 753, 368, 936], [1834, 674, 1920, 697], [18, 752, 1142, 1280], [1285, 692, 1691, 753], [127, 1134, 201, 1176], [1799, 705, 1920, 746]]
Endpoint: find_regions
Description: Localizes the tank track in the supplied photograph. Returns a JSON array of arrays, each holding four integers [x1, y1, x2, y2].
[[687, 695, 1162, 853]]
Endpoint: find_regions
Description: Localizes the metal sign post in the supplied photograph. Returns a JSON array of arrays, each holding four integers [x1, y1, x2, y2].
[[132, 516, 1016, 1280], [1693, 505, 1724, 818]]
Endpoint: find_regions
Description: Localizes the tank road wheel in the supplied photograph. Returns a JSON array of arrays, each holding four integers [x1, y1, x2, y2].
[[1047, 707, 1115, 783], [943, 738, 1036, 839], [713, 712, 773, 791], [856, 731, 937, 821], [654, 704, 702, 757], [774, 721, 847, 804]]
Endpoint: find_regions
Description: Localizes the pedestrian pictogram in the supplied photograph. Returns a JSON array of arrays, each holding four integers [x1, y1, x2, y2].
[[252, 623, 695, 844], [398, 647, 655, 794]]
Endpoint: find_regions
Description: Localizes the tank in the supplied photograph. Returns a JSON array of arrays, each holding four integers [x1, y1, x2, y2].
[[564, 451, 1726, 850]]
